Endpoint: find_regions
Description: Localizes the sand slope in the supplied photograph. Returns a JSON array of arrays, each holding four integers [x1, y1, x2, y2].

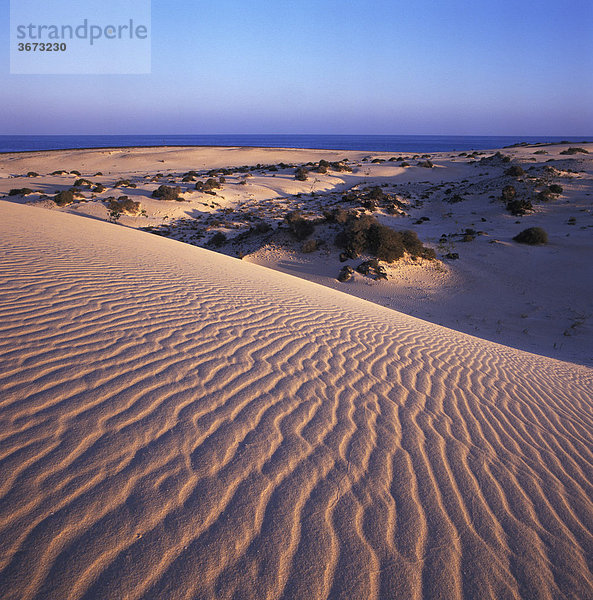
[[1, 201, 592, 600]]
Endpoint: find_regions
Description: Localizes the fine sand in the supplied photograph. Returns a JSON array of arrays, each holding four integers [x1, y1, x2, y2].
[[1, 200, 592, 599]]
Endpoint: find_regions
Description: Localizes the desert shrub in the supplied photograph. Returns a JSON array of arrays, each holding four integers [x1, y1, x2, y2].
[[548, 184, 563, 194], [560, 147, 589, 155], [513, 227, 548, 245], [8, 188, 33, 196], [73, 178, 93, 187], [208, 231, 227, 247], [295, 167, 309, 181], [301, 239, 318, 253], [94, 172, 103, 176], [54, 190, 76, 206], [26, 171, 39, 177], [93, 184, 106, 193], [51, 170, 68, 175], [336, 215, 435, 262], [533, 150, 547, 155], [337, 265, 354, 282], [70, 170, 81, 176], [501, 185, 516, 201], [505, 165, 525, 177], [106, 196, 141, 215], [371, 158, 384, 164], [114, 179, 137, 188], [152, 185, 182, 200], [417, 160, 434, 168], [400, 161, 410, 167], [316, 164, 328, 174], [285, 211, 315, 240], [366, 223, 405, 262], [506, 198, 533, 216]]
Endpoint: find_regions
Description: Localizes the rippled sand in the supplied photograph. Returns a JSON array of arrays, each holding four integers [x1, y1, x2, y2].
[[1, 201, 592, 599]]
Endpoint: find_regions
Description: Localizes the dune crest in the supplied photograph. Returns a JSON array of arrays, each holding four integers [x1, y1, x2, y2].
[[1, 201, 592, 599]]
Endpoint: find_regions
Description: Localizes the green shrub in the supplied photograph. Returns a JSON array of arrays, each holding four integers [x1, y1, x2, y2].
[[8, 188, 33, 196], [301, 239, 318, 253], [54, 190, 76, 206], [505, 165, 525, 177], [114, 179, 137, 188], [285, 211, 315, 240], [560, 147, 589, 155], [152, 185, 182, 200], [295, 167, 309, 181], [501, 185, 516, 201], [73, 178, 93, 187], [513, 227, 548, 245], [506, 198, 533, 216], [106, 196, 141, 215], [208, 231, 227, 247]]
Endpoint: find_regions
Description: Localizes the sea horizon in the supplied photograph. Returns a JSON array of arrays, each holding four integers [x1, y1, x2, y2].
[[2, 133, 592, 154]]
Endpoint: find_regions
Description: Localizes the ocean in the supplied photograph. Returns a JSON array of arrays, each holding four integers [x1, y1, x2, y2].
[[1, 134, 591, 154]]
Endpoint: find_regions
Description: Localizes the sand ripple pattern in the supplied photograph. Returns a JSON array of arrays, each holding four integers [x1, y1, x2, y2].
[[1, 203, 592, 600]]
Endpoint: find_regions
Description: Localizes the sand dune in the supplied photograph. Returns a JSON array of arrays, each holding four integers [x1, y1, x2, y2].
[[1, 200, 592, 599]]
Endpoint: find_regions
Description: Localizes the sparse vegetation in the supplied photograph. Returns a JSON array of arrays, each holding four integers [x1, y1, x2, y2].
[[105, 196, 141, 215], [560, 147, 589, 155], [335, 214, 435, 262], [54, 190, 76, 206], [26, 171, 39, 177], [505, 165, 525, 177], [152, 185, 182, 200], [8, 188, 34, 196], [114, 179, 137, 188], [295, 167, 309, 181], [513, 227, 548, 245], [285, 211, 315, 240], [208, 231, 227, 247]]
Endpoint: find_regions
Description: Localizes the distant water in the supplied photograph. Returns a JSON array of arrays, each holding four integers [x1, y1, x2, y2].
[[1, 134, 592, 154]]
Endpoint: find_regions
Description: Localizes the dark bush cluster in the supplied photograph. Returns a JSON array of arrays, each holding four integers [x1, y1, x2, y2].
[[208, 231, 227, 247], [50, 170, 68, 176], [54, 189, 76, 206], [560, 147, 589, 155], [152, 185, 182, 200], [505, 165, 525, 177], [417, 160, 434, 168], [285, 211, 315, 240], [8, 188, 34, 196], [26, 171, 39, 177], [114, 179, 137, 188], [295, 167, 309, 181], [513, 227, 548, 245], [106, 196, 141, 215], [195, 178, 222, 193], [335, 215, 435, 262], [501, 185, 532, 215], [478, 151, 511, 165], [73, 178, 93, 188], [548, 184, 563, 194]]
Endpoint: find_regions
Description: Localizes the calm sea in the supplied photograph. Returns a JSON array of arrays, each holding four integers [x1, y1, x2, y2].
[[1, 134, 591, 154]]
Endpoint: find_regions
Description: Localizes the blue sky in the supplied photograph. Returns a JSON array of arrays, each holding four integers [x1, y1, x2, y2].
[[2, 0, 592, 135]]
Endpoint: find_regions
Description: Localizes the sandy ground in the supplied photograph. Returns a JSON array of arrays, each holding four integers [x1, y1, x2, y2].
[[1, 143, 592, 366], [1, 145, 593, 599]]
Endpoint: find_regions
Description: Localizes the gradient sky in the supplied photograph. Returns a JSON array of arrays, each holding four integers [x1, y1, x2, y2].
[[2, 0, 593, 135]]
